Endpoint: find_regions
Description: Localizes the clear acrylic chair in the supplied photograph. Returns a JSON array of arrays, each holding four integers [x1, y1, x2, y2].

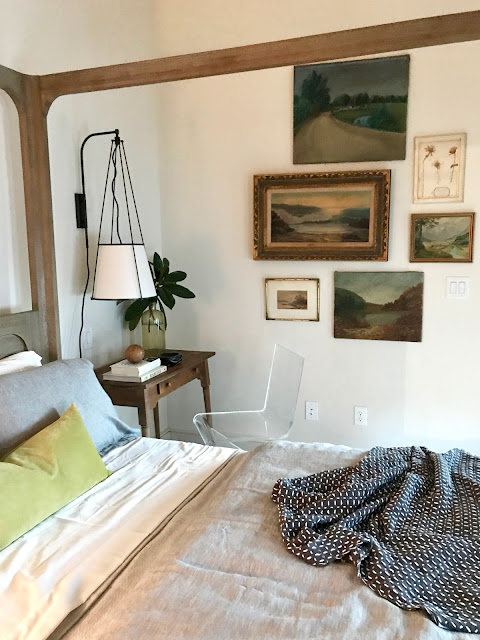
[[193, 344, 304, 451]]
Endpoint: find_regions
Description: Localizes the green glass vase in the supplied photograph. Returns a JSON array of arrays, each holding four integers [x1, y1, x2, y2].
[[141, 307, 166, 357]]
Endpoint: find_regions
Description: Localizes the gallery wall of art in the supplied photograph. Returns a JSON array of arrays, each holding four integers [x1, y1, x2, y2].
[[156, 25, 480, 453]]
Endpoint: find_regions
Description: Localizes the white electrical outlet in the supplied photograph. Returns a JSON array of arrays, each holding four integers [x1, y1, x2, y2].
[[305, 401, 319, 421], [354, 406, 367, 426]]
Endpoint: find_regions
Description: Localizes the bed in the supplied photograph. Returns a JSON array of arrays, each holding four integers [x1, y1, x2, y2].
[[0, 346, 475, 639]]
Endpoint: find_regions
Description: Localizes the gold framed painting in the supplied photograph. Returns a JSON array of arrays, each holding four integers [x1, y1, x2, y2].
[[265, 278, 319, 321], [254, 170, 390, 261], [410, 212, 474, 263]]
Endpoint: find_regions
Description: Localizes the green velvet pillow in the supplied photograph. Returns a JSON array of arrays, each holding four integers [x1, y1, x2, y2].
[[0, 403, 112, 551]]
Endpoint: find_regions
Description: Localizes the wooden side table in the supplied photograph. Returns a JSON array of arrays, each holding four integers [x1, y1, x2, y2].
[[96, 350, 214, 438]]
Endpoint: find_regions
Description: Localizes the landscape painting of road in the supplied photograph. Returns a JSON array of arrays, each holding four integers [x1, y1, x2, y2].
[[294, 55, 409, 163]]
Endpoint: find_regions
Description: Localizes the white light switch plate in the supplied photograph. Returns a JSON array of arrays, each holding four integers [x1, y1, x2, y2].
[[446, 277, 470, 299]]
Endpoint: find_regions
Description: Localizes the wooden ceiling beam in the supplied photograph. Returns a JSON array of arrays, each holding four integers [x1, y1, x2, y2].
[[39, 10, 480, 110]]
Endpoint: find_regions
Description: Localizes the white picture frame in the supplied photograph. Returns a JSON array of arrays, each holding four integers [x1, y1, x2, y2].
[[413, 133, 466, 204], [265, 278, 319, 321]]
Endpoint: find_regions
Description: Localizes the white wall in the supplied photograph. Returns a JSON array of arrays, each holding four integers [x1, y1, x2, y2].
[[154, 2, 480, 454], [0, 91, 31, 314], [153, 0, 480, 56]]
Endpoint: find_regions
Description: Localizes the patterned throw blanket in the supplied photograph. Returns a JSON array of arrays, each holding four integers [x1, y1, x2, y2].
[[272, 446, 480, 634]]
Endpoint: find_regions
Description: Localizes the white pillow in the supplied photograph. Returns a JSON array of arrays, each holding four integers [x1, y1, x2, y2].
[[0, 351, 42, 375]]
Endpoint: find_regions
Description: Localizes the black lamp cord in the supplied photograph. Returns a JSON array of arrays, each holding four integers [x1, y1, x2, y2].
[[78, 130, 119, 358]]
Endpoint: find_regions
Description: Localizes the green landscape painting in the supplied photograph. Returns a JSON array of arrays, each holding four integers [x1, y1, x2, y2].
[[270, 188, 372, 244], [411, 213, 473, 262], [334, 272, 423, 342], [294, 55, 409, 163]]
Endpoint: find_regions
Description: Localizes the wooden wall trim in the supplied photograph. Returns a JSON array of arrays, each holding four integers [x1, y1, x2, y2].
[[0, 64, 29, 107], [0, 67, 59, 361], [40, 10, 480, 108]]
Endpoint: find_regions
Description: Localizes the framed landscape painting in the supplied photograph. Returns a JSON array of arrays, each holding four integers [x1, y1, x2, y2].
[[254, 171, 390, 261], [293, 55, 409, 164], [334, 271, 423, 342], [413, 133, 466, 203], [265, 278, 319, 321], [410, 213, 474, 262]]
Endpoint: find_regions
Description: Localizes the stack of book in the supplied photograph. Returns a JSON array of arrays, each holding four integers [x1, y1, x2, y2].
[[103, 358, 167, 383]]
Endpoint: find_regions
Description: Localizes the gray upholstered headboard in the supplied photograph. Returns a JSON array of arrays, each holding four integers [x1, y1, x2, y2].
[[0, 312, 35, 359], [0, 334, 27, 359]]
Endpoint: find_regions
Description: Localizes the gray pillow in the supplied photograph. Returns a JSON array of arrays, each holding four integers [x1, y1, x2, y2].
[[0, 358, 140, 457]]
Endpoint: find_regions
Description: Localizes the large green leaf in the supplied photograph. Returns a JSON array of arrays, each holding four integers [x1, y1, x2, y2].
[[128, 316, 142, 331], [152, 253, 164, 281], [167, 284, 195, 299], [124, 297, 153, 322], [164, 271, 187, 283], [162, 257, 170, 277], [158, 286, 176, 309]]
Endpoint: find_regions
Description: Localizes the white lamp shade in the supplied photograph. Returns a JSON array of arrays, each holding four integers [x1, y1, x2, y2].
[[92, 244, 156, 300]]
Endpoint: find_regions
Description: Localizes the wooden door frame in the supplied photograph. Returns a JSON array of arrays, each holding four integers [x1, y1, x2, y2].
[[0, 10, 479, 360]]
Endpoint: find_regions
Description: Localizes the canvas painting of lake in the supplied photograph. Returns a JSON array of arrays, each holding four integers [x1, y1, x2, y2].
[[294, 55, 409, 163], [334, 272, 423, 342], [270, 187, 373, 245], [410, 213, 474, 262]]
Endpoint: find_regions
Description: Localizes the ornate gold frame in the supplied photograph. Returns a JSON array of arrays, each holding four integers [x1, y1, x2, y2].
[[254, 170, 390, 261]]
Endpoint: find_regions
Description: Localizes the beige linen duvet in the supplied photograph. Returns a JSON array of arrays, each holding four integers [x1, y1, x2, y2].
[[53, 441, 471, 640]]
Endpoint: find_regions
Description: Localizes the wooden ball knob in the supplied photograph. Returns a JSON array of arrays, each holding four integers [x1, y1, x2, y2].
[[125, 344, 145, 363]]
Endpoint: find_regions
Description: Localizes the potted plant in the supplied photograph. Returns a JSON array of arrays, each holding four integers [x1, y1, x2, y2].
[[122, 252, 195, 355]]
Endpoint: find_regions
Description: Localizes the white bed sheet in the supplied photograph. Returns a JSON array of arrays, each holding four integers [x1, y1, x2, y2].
[[0, 438, 234, 640]]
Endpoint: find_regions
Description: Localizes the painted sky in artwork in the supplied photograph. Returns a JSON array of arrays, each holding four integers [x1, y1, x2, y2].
[[271, 188, 371, 223], [419, 217, 470, 242], [294, 55, 409, 100], [335, 272, 423, 305]]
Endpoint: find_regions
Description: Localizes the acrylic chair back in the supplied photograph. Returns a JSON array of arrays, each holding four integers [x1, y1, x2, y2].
[[262, 344, 304, 440]]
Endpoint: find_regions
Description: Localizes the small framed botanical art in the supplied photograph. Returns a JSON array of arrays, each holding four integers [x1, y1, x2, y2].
[[410, 213, 474, 262], [413, 133, 466, 203], [254, 170, 390, 261], [265, 278, 319, 321]]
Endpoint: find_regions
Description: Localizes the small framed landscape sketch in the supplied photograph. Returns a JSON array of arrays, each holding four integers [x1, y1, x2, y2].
[[410, 212, 474, 263], [265, 278, 319, 321], [413, 133, 466, 203]]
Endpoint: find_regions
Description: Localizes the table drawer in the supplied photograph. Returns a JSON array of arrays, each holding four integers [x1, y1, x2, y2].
[[156, 366, 200, 397]]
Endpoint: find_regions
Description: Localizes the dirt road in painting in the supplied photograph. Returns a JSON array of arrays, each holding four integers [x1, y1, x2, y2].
[[293, 112, 406, 163]]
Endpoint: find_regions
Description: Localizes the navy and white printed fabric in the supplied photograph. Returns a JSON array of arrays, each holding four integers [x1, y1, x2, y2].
[[272, 446, 480, 633]]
